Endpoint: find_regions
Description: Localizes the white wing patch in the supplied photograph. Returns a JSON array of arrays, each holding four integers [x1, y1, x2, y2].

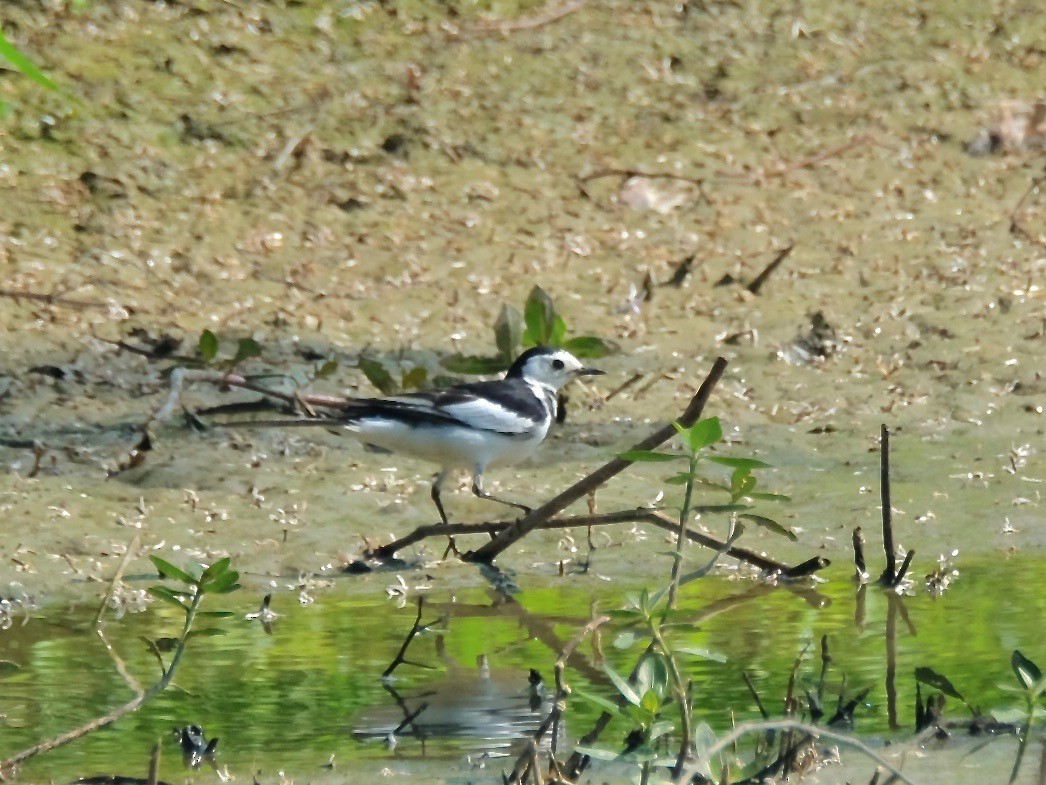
[[439, 398, 541, 435]]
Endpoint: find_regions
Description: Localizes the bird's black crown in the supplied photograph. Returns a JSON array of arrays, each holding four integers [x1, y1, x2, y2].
[[506, 346, 558, 378]]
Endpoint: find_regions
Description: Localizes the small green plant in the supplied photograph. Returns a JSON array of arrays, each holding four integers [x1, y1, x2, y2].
[[357, 355, 433, 395], [621, 416, 794, 541], [1005, 650, 1044, 784], [443, 285, 618, 374], [197, 329, 262, 370], [567, 418, 790, 783], [0, 30, 64, 116]]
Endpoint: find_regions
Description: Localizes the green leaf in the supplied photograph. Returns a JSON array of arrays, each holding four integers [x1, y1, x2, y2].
[[149, 556, 195, 584], [1012, 651, 1043, 691], [636, 654, 670, 699], [549, 314, 568, 346], [199, 557, 231, 584], [574, 745, 623, 762], [737, 513, 797, 541], [439, 354, 510, 375], [561, 335, 619, 358], [358, 357, 397, 394], [707, 456, 771, 470], [523, 285, 556, 345], [0, 32, 62, 93], [641, 689, 660, 713], [230, 337, 262, 366], [690, 723, 719, 780], [915, 667, 967, 702], [494, 303, 523, 360], [663, 472, 695, 485], [197, 610, 236, 618], [676, 646, 728, 663], [148, 585, 189, 609], [213, 580, 241, 595], [400, 365, 428, 390], [614, 631, 640, 649], [674, 417, 723, 452], [604, 664, 642, 706], [573, 690, 623, 715], [750, 492, 791, 502], [649, 720, 676, 741], [0, 660, 22, 678], [730, 469, 756, 498], [620, 450, 680, 463], [314, 360, 339, 380], [198, 330, 219, 363]]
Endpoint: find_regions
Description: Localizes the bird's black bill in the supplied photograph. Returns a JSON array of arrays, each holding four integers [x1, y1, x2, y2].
[[577, 368, 605, 377]]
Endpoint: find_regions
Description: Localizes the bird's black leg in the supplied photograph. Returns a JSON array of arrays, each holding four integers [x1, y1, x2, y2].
[[431, 470, 460, 557], [471, 471, 532, 522]]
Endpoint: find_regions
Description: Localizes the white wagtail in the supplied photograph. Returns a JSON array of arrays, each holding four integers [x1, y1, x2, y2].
[[239, 346, 603, 523]]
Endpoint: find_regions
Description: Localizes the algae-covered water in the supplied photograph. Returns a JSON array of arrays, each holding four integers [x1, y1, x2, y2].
[[2, 557, 1043, 783], [1, 0, 1043, 782]]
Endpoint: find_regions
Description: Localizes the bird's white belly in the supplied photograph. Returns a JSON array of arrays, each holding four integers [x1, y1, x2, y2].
[[348, 419, 547, 470]]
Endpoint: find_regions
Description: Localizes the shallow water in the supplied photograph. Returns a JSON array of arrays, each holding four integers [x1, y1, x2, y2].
[[2, 556, 1043, 783]]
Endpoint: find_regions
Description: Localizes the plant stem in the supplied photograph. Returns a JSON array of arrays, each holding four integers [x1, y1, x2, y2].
[[0, 590, 205, 774], [1009, 697, 1036, 784], [667, 453, 698, 609]]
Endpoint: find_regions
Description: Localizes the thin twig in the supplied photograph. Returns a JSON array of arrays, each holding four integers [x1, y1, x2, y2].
[[852, 526, 867, 579], [679, 719, 920, 785], [93, 534, 140, 626], [759, 135, 870, 180], [464, 357, 728, 563], [363, 507, 825, 577], [0, 288, 111, 310], [475, 0, 585, 34], [746, 244, 794, 295]]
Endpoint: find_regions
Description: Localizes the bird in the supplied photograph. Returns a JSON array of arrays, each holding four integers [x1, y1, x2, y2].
[[231, 346, 604, 524]]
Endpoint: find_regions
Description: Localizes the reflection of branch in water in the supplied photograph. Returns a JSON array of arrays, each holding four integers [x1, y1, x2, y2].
[[885, 592, 914, 732], [504, 615, 610, 785], [382, 597, 440, 680]]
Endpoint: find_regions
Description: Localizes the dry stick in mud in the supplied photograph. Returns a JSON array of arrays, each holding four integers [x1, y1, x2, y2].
[[877, 424, 914, 587], [145, 368, 351, 431], [464, 356, 729, 563], [0, 287, 112, 310], [746, 244, 794, 295], [474, 0, 585, 33]]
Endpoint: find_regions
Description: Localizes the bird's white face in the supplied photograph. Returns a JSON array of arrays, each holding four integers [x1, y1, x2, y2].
[[517, 349, 604, 389]]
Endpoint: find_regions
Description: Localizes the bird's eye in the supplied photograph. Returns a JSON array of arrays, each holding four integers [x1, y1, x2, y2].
[[551, 359, 565, 370]]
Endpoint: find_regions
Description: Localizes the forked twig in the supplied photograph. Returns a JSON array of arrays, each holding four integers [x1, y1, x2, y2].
[[367, 507, 823, 577]]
